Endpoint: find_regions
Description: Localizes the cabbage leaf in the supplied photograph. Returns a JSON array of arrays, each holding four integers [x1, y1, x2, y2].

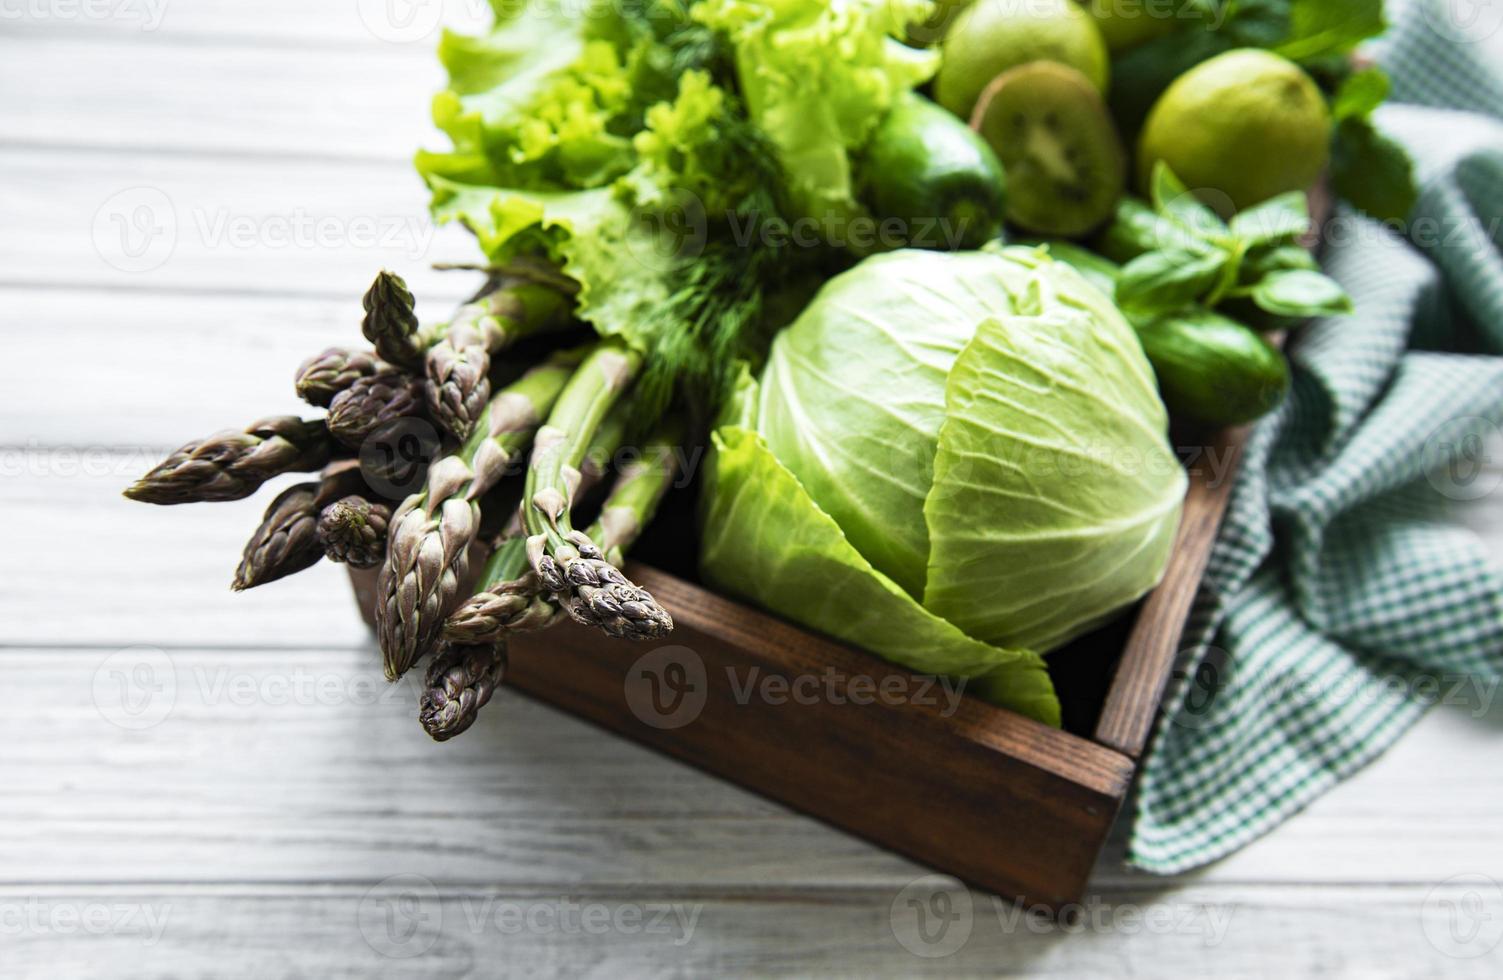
[[733, 247, 1185, 661], [701, 372, 1061, 726], [757, 251, 1039, 596], [924, 310, 1184, 652]]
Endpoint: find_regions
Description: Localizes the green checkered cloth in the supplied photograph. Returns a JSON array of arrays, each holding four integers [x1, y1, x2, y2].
[[1129, 0, 1503, 873]]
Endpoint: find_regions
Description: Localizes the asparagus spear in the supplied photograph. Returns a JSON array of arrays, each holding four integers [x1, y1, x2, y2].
[[584, 418, 685, 568], [375, 349, 582, 681], [125, 417, 335, 505], [361, 270, 424, 371], [232, 462, 368, 590], [326, 369, 425, 448], [425, 280, 574, 441], [522, 343, 672, 641], [294, 347, 387, 408], [318, 495, 392, 568], [441, 536, 561, 644], [440, 407, 629, 644], [418, 641, 507, 742]]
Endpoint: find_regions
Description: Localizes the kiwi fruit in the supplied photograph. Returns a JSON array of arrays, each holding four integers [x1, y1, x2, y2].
[[969, 61, 1126, 238]]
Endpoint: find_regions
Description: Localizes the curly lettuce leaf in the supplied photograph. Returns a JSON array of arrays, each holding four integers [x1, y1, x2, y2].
[[428, 175, 674, 344], [700, 374, 1060, 726], [417, 1, 638, 191], [692, 0, 938, 223]]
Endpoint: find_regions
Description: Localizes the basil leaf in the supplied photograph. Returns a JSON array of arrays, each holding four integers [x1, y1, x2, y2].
[[1331, 66, 1391, 122], [1250, 269, 1353, 317], [1229, 192, 1311, 246], [1116, 248, 1230, 316], [1151, 162, 1230, 240], [1243, 244, 1318, 283], [1096, 197, 1214, 263], [1276, 0, 1386, 62], [1331, 116, 1417, 222]]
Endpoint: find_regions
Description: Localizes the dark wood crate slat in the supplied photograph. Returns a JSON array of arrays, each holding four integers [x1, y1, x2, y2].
[[1094, 427, 1248, 758], [353, 566, 1136, 912]]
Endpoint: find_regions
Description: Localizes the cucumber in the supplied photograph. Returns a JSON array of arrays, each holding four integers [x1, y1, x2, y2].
[[857, 94, 1006, 251], [1045, 242, 1290, 426], [1134, 309, 1290, 427]]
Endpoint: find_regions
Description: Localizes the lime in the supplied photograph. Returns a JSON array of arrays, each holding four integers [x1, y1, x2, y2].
[[936, 0, 1110, 120], [1079, 0, 1179, 52], [1137, 49, 1332, 212]]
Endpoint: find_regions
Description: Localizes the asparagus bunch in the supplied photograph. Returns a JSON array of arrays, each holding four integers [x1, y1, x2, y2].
[[425, 414, 682, 738], [441, 405, 630, 644], [126, 265, 684, 743], [444, 416, 681, 645], [522, 343, 673, 641], [375, 350, 582, 681]]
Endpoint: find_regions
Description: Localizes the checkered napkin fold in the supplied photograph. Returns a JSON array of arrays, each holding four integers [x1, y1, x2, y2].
[[1129, 0, 1503, 872]]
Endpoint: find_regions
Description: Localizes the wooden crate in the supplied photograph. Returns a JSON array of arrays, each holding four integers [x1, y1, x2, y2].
[[350, 423, 1245, 913]]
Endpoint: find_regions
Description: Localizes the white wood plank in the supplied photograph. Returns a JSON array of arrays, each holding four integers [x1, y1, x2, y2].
[[4, 639, 1502, 889], [0, 647, 921, 888], [0, 0, 491, 46], [0, 289, 476, 446], [1, 34, 439, 159], [1, 148, 479, 299], [0, 883, 1498, 978], [2, 454, 372, 647]]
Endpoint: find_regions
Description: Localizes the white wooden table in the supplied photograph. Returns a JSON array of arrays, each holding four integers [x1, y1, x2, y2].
[[4, 4, 1502, 975]]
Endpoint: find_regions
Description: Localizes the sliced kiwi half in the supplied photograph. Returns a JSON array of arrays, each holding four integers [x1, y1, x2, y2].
[[969, 61, 1126, 238]]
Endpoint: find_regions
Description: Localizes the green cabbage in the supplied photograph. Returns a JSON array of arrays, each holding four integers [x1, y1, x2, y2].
[[701, 247, 1186, 723]]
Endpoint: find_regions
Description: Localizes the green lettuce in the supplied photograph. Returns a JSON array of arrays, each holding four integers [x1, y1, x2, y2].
[[416, 0, 786, 361], [692, 0, 939, 224]]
